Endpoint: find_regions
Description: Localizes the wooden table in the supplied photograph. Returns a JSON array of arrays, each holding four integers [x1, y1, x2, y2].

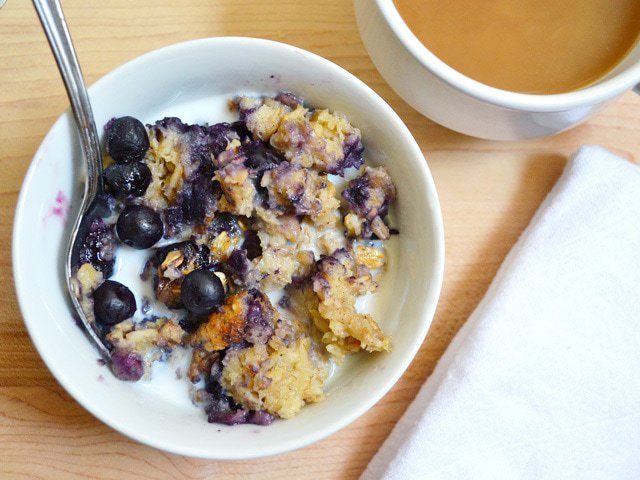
[[2, 1, 639, 478]]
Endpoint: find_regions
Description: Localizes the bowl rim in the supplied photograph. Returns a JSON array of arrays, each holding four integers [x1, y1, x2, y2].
[[12, 36, 445, 459], [374, 0, 640, 112]]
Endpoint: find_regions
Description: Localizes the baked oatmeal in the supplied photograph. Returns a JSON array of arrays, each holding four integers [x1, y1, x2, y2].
[[69, 92, 397, 426]]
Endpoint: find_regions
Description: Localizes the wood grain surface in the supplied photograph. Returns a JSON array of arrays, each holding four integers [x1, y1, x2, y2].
[[2, 1, 639, 478]]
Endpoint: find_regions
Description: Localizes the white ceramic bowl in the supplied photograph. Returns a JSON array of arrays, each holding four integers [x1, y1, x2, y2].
[[12, 37, 444, 459], [355, 0, 640, 140]]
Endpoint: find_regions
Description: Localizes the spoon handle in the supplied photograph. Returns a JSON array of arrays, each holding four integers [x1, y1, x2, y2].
[[34, 0, 112, 361], [32, 0, 103, 206]]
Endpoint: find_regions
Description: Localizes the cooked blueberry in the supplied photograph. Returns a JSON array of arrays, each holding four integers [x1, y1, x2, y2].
[[208, 213, 242, 238], [180, 269, 225, 315], [181, 175, 218, 225], [243, 142, 283, 172], [178, 313, 208, 334], [110, 349, 144, 381], [104, 162, 152, 197], [93, 280, 136, 325], [208, 409, 249, 425], [337, 133, 365, 174], [227, 249, 251, 277], [243, 289, 275, 345], [77, 218, 116, 277], [275, 91, 303, 109], [105, 116, 150, 164], [342, 175, 370, 212], [229, 120, 252, 141], [247, 410, 275, 426], [116, 205, 163, 249], [206, 122, 241, 157], [242, 229, 262, 260]]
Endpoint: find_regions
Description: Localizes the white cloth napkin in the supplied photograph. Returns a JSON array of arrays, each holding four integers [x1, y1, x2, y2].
[[362, 145, 640, 480]]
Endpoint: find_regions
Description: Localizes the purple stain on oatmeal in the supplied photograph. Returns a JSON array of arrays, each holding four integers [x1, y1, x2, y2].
[[342, 166, 396, 239], [243, 290, 275, 345], [226, 249, 256, 286], [165, 174, 219, 232], [339, 133, 365, 174], [262, 163, 326, 216], [151, 118, 240, 177], [311, 249, 351, 294], [342, 167, 395, 220], [238, 93, 364, 177], [342, 174, 370, 212]]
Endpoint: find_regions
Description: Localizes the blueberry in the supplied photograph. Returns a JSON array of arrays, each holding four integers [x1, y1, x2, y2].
[[180, 269, 225, 315], [105, 116, 150, 164], [104, 162, 152, 197], [116, 205, 163, 249], [93, 280, 136, 325], [155, 242, 211, 308], [110, 349, 144, 381]]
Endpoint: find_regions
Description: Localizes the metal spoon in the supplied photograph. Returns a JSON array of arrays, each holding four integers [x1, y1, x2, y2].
[[33, 0, 111, 359]]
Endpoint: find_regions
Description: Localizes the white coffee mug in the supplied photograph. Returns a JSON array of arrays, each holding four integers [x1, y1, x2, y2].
[[355, 0, 640, 140]]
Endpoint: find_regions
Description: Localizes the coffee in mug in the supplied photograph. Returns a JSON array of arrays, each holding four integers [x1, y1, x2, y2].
[[394, 0, 640, 94]]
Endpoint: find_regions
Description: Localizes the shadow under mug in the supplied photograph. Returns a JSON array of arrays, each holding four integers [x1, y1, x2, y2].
[[355, 0, 640, 141]]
